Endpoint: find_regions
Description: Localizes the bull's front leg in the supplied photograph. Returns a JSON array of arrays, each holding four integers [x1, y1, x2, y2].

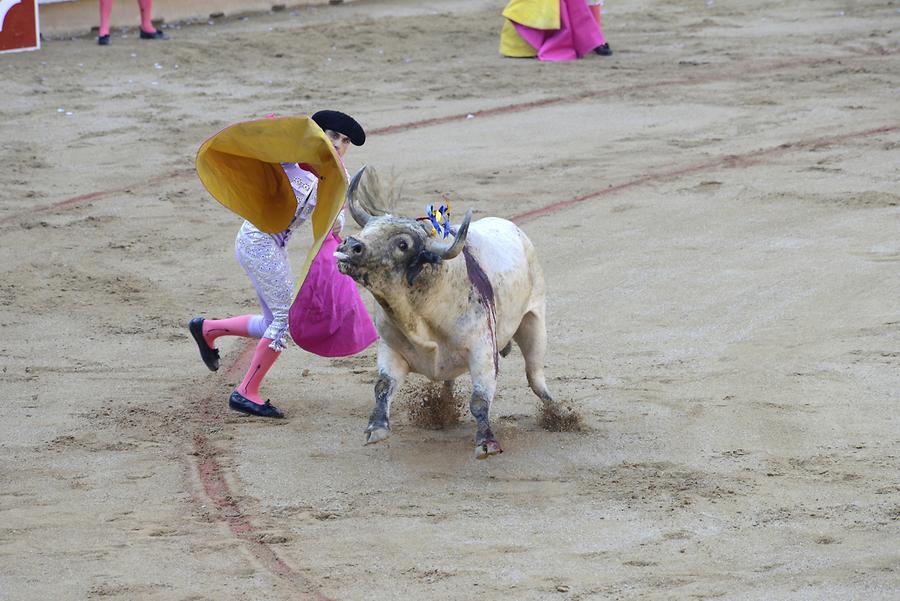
[[469, 344, 501, 460], [365, 345, 409, 445]]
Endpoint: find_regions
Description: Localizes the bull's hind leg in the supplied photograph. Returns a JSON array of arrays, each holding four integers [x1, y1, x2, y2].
[[514, 309, 582, 431], [513, 309, 553, 401], [365, 346, 409, 445]]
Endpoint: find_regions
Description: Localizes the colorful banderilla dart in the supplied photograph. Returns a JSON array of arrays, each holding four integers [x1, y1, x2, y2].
[[438, 197, 452, 237], [424, 204, 440, 237]]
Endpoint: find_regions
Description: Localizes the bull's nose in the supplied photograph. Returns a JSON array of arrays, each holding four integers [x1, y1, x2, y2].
[[336, 237, 365, 260]]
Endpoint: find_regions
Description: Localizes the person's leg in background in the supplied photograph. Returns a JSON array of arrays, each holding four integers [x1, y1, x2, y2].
[[98, 0, 167, 44], [586, 0, 612, 55], [137, 0, 167, 38], [98, 0, 113, 45]]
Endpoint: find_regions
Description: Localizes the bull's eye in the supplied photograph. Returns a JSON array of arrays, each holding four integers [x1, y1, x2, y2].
[[398, 240, 408, 252]]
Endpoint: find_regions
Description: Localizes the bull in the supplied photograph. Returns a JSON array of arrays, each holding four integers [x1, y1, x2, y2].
[[334, 167, 578, 459]]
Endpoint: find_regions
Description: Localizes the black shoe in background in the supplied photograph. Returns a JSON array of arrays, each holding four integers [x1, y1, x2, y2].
[[140, 28, 168, 40]]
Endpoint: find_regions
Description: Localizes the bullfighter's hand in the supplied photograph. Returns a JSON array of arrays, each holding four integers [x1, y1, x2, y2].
[[332, 209, 346, 236]]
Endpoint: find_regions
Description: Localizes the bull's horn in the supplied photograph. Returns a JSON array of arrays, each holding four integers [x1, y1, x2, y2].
[[346, 166, 372, 228], [432, 208, 473, 260]]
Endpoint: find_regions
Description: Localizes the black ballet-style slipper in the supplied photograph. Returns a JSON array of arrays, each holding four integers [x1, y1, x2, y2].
[[140, 28, 168, 40], [189, 317, 220, 371], [229, 391, 285, 419], [98, 34, 110, 46], [594, 43, 613, 56]]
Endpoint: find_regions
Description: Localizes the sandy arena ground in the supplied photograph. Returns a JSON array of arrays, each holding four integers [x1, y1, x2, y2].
[[1, 1, 899, 599]]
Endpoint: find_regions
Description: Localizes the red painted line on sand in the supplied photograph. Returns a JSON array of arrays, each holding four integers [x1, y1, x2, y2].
[[192, 342, 335, 600], [188, 121, 897, 592], [14, 47, 886, 593], [511, 124, 899, 223], [0, 168, 194, 226], [368, 51, 895, 137], [7, 48, 892, 228], [369, 96, 566, 136]]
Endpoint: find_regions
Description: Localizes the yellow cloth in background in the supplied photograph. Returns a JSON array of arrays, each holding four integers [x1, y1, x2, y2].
[[500, 19, 537, 57], [195, 115, 348, 292], [502, 0, 560, 30], [500, 0, 560, 57]]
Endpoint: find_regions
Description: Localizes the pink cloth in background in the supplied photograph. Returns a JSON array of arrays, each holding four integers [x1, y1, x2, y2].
[[513, 0, 603, 61], [289, 232, 378, 357]]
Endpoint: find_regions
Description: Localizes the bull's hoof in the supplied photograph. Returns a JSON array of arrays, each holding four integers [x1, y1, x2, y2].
[[365, 427, 391, 445], [475, 439, 503, 460]]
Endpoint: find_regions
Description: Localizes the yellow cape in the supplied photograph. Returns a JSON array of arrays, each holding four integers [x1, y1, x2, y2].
[[500, 0, 560, 57], [195, 115, 348, 293]]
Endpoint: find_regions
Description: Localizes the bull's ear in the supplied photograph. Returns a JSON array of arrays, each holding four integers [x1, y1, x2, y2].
[[406, 250, 441, 286]]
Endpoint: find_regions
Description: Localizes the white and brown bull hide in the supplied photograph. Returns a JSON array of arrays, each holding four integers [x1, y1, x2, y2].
[[334, 167, 578, 459]]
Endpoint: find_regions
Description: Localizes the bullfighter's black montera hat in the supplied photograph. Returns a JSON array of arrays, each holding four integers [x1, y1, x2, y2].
[[312, 110, 366, 146]]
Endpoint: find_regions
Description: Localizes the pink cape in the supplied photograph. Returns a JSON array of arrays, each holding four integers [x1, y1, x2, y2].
[[289, 231, 378, 357], [513, 0, 603, 61]]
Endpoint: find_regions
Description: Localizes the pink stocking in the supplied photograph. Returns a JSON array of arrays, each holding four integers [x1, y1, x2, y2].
[[99, 0, 113, 36], [201, 315, 255, 347], [138, 0, 155, 33], [236, 338, 280, 405]]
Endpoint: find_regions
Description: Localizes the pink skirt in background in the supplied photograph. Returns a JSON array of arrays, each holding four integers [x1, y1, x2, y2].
[[513, 0, 603, 61]]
